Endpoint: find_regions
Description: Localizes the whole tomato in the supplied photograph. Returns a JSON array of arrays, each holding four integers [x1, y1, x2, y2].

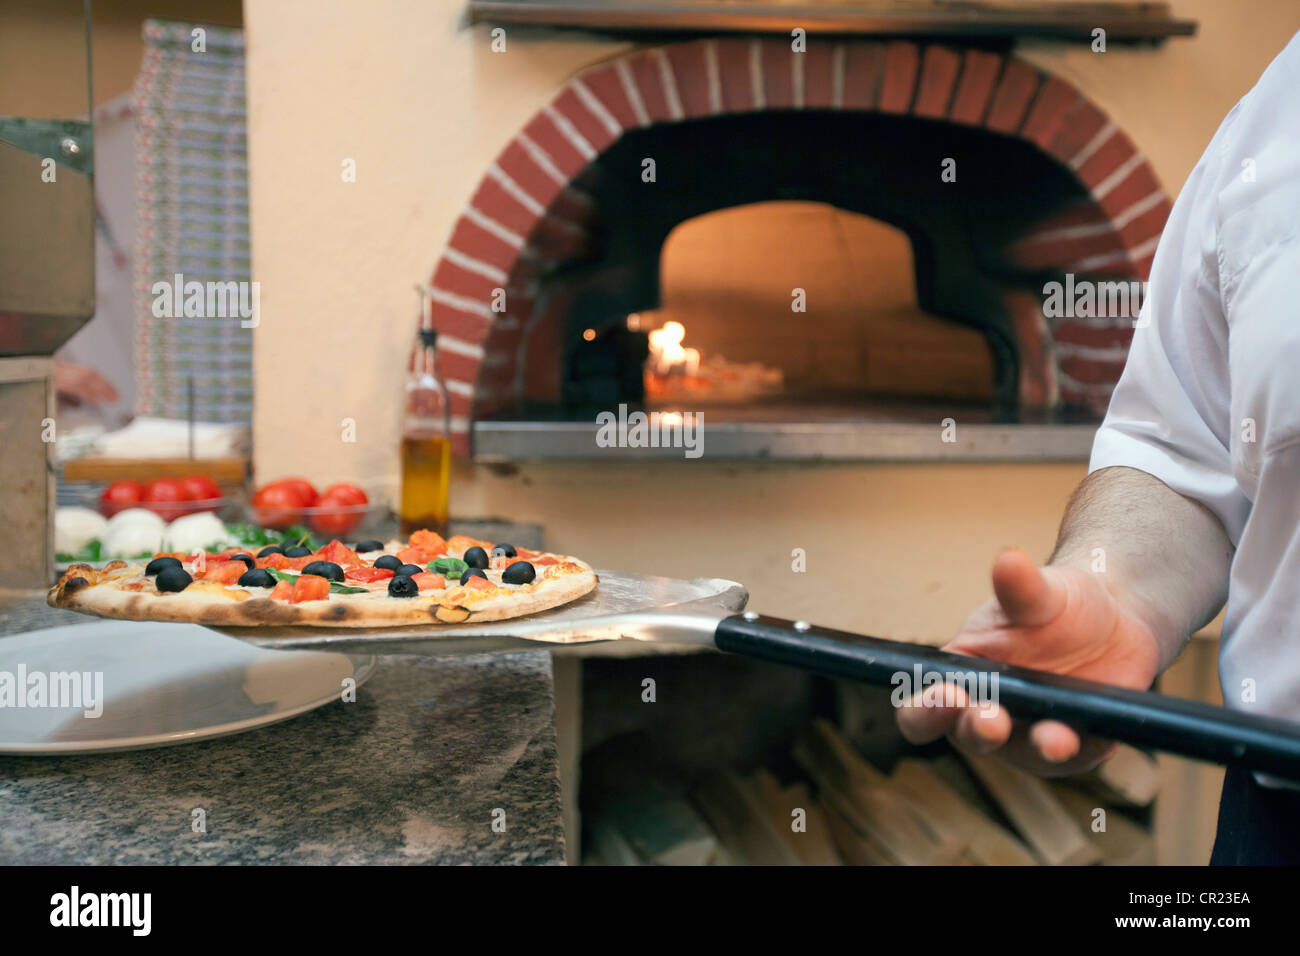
[[142, 478, 192, 521], [251, 482, 308, 530], [98, 480, 143, 518], [180, 474, 223, 513], [310, 483, 369, 537], [277, 478, 319, 507], [319, 483, 367, 507]]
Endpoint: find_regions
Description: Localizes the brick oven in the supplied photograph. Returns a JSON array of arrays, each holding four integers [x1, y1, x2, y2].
[[420, 36, 1172, 456]]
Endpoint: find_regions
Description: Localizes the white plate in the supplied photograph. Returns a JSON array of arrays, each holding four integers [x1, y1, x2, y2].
[[0, 621, 377, 754]]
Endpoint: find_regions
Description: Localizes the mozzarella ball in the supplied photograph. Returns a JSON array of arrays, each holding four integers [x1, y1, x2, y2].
[[164, 512, 230, 554], [105, 507, 166, 534], [102, 521, 165, 558], [55, 507, 109, 554]]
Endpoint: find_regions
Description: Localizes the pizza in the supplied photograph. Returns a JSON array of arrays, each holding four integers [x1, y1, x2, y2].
[[47, 530, 598, 628]]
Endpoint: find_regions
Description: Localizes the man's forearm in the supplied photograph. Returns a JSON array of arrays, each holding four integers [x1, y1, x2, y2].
[[1049, 465, 1233, 670]]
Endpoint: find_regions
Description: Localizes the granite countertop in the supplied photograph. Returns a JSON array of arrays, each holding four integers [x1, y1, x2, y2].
[[0, 594, 567, 865]]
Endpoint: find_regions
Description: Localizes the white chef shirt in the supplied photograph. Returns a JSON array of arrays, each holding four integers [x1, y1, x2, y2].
[[1090, 31, 1300, 726]]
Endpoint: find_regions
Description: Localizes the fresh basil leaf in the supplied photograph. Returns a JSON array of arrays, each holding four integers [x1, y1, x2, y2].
[[329, 582, 367, 594], [430, 556, 468, 577], [226, 522, 270, 547], [264, 567, 365, 594], [58, 539, 105, 564]]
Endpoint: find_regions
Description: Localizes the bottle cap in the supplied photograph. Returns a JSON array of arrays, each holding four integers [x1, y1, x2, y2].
[[418, 329, 438, 348]]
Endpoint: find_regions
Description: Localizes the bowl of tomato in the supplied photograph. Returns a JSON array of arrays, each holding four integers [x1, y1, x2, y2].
[[248, 478, 374, 536], [95, 475, 228, 520]]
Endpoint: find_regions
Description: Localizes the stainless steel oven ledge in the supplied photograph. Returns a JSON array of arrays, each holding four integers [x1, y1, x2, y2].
[[473, 420, 1096, 463]]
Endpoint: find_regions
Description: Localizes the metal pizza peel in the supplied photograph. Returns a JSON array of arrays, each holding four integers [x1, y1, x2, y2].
[[214, 570, 1300, 780]]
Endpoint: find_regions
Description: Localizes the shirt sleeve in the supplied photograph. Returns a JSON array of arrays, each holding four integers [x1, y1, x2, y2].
[[1088, 108, 1253, 545]]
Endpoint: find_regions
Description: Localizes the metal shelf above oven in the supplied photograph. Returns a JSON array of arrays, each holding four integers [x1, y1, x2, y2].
[[473, 419, 1096, 463]]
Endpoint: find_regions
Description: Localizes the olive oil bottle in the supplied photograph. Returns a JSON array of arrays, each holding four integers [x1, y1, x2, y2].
[[400, 326, 451, 536]]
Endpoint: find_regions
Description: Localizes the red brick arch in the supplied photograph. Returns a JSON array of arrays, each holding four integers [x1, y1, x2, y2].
[[421, 37, 1171, 455]]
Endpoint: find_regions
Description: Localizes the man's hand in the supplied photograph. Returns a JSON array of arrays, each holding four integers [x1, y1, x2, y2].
[[896, 466, 1233, 777], [897, 547, 1161, 775], [54, 360, 118, 406]]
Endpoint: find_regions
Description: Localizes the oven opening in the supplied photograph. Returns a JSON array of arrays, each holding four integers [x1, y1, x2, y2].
[[505, 111, 1101, 427], [606, 201, 1000, 425]]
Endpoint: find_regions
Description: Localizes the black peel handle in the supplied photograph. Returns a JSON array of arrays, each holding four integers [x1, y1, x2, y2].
[[713, 613, 1300, 780]]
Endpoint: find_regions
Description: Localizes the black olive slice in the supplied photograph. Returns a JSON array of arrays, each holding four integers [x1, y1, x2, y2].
[[301, 561, 344, 582], [388, 575, 418, 597], [502, 561, 536, 585], [145, 556, 182, 576], [155, 566, 193, 592]]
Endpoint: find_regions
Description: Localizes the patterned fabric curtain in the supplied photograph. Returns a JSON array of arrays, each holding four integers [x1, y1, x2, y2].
[[132, 20, 251, 424]]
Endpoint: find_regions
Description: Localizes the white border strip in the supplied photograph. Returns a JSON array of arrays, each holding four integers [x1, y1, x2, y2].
[[1091, 152, 1145, 201], [1067, 120, 1116, 171], [792, 47, 805, 109], [442, 246, 508, 284], [749, 39, 766, 109], [515, 131, 568, 186], [616, 59, 651, 127], [461, 206, 524, 249], [544, 104, 596, 161], [654, 48, 685, 120], [831, 44, 846, 109], [704, 40, 723, 113], [486, 163, 545, 218], [428, 286, 492, 319], [571, 77, 623, 138]]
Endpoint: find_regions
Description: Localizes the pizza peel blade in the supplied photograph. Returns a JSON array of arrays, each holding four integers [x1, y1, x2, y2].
[[215, 570, 1300, 780], [217, 571, 749, 656]]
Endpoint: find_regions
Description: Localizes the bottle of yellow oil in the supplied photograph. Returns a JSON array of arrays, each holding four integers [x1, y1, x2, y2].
[[400, 325, 451, 537]]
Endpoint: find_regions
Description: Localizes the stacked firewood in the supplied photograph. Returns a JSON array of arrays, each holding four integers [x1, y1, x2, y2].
[[585, 719, 1157, 866]]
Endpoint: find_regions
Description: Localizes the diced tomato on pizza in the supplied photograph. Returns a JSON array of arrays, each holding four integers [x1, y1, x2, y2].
[[314, 539, 361, 567], [196, 560, 246, 584], [408, 529, 447, 555], [396, 546, 436, 566], [345, 566, 395, 583], [290, 576, 330, 603]]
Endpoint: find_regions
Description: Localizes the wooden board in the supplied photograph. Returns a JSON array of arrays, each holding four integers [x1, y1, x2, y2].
[[1051, 783, 1156, 866], [747, 771, 843, 865], [62, 456, 248, 484], [598, 794, 719, 866], [586, 820, 645, 866], [961, 753, 1101, 866], [891, 759, 1038, 866], [821, 797, 894, 866], [1082, 745, 1160, 807], [691, 771, 802, 866], [793, 720, 963, 865]]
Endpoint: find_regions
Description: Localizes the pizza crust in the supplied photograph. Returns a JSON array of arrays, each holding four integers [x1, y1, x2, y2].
[[48, 557, 599, 629]]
